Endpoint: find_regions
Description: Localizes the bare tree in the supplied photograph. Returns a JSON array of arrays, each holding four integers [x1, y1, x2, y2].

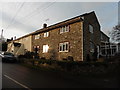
[[109, 24, 120, 43]]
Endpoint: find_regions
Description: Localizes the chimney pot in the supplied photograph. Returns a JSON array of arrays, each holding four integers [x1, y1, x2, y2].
[[43, 23, 47, 28]]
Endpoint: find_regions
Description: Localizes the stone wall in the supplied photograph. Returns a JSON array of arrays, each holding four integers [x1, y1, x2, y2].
[[83, 12, 101, 61], [32, 21, 83, 61]]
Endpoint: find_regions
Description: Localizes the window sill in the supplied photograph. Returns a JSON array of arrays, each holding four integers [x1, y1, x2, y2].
[[59, 51, 69, 52], [43, 52, 48, 53], [60, 31, 69, 34]]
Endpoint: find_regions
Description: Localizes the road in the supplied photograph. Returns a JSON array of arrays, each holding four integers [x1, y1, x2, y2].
[[1, 61, 119, 89]]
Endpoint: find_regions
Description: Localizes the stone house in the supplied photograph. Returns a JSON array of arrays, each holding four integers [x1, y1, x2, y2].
[[32, 11, 102, 61], [7, 11, 110, 61]]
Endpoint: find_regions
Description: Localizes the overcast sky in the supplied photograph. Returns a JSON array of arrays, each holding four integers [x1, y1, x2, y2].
[[0, 0, 119, 39]]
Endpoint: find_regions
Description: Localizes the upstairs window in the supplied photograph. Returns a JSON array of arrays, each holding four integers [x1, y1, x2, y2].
[[35, 34, 40, 39], [44, 32, 49, 37], [89, 24, 93, 33], [59, 42, 69, 52], [60, 25, 70, 34]]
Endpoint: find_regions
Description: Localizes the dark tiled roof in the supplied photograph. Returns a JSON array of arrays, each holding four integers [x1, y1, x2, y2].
[[100, 31, 109, 38], [8, 11, 95, 43]]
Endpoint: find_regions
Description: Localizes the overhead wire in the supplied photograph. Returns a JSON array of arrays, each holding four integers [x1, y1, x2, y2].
[[5, 2, 25, 30], [21, 2, 56, 23], [9, 2, 54, 29], [20, 2, 49, 20], [5, 1, 56, 33]]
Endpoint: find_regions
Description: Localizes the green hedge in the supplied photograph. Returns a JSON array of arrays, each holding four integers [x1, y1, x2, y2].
[[19, 58, 119, 73], [20, 58, 109, 67]]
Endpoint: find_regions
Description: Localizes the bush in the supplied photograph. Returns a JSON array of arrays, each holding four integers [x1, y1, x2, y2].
[[19, 57, 120, 75], [18, 55, 25, 58], [67, 56, 74, 61], [18, 51, 38, 59], [38, 59, 55, 65], [40, 57, 46, 60], [24, 51, 35, 59]]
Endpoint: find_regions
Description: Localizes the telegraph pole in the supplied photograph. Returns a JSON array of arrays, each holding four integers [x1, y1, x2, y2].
[[1, 29, 3, 40], [0, 29, 3, 51]]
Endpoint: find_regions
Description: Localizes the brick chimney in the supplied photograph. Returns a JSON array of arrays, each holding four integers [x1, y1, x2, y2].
[[43, 23, 47, 28]]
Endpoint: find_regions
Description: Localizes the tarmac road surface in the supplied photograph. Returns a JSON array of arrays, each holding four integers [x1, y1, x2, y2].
[[1, 61, 119, 89]]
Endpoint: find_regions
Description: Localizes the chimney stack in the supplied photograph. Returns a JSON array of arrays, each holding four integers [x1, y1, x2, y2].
[[14, 36, 16, 40], [43, 23, 47, 28]]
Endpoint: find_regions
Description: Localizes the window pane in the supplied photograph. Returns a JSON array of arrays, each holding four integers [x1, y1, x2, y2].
[[43, 45, 45, 53], [60, 25, 70, 34], [35, 34, 40, 39], [65, 42, 68, 51], [59, 45, 62, 51], [89, 25, 93, 33], [43, 45, 49, 53], [101, 34, 103, 40], [47, 32, 49, 37], [60, 28, 62, 33], [44, 32, 49, 37], [46, 45, 49, 52], [59, 42, 69, 52], [102, 49, 106, 55], [44, 33, 46, 37], [63, 44, 65, 51], [66, 25, 69, 32], [90, 42, 94, 52], [63, 26, 65, 32], [64, 26, 67, 32]]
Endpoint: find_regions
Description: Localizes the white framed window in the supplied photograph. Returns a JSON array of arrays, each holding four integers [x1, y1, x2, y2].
[[35, 34, 40, 39], [89, 24, 93, 33], [43, 45, 49, 53], [60, 25, 70, 34], [59, 42, 69, 52], [44, 32, 49, 37]]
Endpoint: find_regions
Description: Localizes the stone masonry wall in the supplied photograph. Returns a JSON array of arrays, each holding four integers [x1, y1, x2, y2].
[[83, 12, 101, 61], [32, 21, 83, 61]]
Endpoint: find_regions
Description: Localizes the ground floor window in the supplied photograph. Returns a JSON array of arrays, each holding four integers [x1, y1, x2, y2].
[[59, 42, 69, 52], [90, 42, 94, 53], [33, 45, 40, 53], [43, 45, 49, 53], [100, 45, 117, 56]]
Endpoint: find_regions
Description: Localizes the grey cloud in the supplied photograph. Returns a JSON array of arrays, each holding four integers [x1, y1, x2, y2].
[[0, 2, 118, 39], [1, 10, 37, 33]]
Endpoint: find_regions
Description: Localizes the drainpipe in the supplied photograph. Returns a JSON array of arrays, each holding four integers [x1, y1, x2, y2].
[[116, 43, 119, 53]]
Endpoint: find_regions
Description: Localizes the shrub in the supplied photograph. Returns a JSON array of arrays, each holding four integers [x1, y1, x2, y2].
[[18, 51, 36, 59], [67, 56, 74, 61], [40, 57, 46, 60], [24, 51, 36, 59], [18, 55, 25, 58]]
